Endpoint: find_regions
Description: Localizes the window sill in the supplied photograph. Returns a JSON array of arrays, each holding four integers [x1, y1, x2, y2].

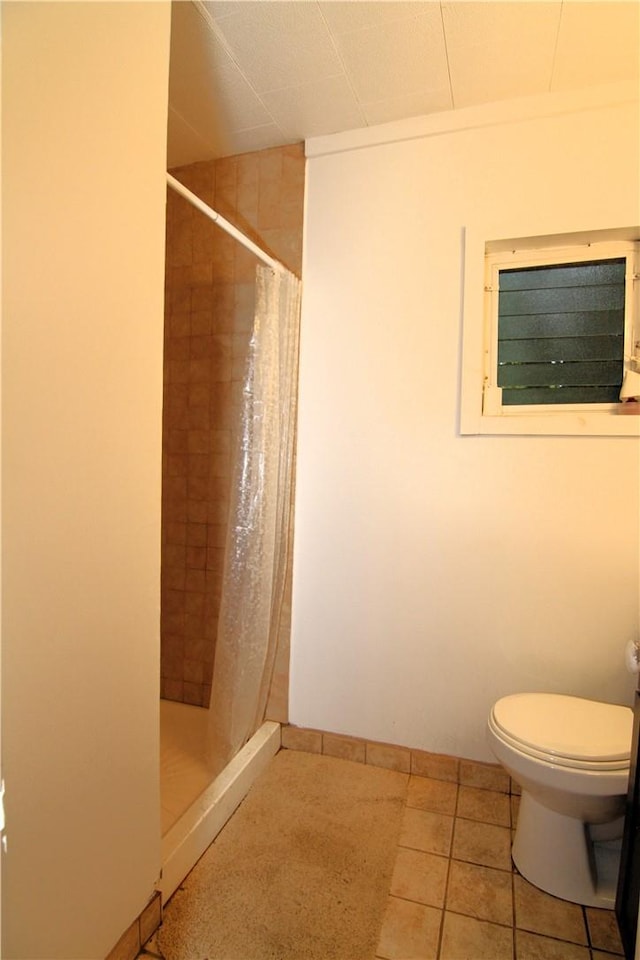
[[461, 410, 640, 437]]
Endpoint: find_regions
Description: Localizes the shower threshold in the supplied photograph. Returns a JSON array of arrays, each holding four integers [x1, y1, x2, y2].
[[159, 701, 280, 904]]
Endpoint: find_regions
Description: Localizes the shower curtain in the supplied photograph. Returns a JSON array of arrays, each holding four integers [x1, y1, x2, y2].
[[207, 264, 302, 775]]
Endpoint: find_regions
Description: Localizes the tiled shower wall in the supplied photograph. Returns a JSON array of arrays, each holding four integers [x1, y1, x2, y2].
[[161, 143, 305, 711]]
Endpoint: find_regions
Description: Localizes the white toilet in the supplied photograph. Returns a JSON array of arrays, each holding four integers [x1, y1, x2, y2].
[[487, 692, 633, 908]]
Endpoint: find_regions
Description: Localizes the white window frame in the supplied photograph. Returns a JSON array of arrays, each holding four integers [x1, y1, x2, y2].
[[460, 227, 640, 437]]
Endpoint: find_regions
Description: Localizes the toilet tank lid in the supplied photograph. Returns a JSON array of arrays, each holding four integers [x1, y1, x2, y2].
[[492, 693, 632, 763]]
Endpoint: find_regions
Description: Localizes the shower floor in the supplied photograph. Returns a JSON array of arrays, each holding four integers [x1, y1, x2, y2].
[[160, 699, 211, 835]]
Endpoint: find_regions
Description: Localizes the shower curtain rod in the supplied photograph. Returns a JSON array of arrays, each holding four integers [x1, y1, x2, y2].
[[166, 172, 285, 274]]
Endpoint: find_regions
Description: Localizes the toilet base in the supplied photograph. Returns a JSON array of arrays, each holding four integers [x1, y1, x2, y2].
[[513, 791, 621, 908]]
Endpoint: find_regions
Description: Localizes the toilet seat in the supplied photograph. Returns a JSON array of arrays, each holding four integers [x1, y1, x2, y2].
[[490, 693, 632, 771]]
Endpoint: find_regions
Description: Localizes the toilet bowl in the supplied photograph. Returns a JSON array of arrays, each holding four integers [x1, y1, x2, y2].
[[487, 692, 632, 908]]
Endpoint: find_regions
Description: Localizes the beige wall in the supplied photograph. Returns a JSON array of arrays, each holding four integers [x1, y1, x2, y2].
[[1, 3, 170, 957], [292, 87, 640, 762], [162, 145, 304, 712]]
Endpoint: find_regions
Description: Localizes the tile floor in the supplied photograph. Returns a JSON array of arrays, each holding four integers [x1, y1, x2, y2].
[[153, 724, 627, 960], [376, 774, 624, 960]]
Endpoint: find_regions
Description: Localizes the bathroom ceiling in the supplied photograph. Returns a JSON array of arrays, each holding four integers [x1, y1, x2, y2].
[[167, 0, 640, 167]]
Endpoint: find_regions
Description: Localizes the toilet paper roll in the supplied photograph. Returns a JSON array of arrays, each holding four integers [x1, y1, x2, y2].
[[625, 640, 640, 674]]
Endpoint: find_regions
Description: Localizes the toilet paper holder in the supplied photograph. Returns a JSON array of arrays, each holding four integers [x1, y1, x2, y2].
[[626, 640, 640, 675]]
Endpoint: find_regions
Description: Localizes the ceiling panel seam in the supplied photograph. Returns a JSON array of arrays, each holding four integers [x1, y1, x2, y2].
[[191, 0, 287, 141], [439, 1, 456, 109], [315, 1, 368, 128]]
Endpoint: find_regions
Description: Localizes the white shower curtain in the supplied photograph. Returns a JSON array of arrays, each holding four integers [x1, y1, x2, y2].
[[206, 264, 301, 774]]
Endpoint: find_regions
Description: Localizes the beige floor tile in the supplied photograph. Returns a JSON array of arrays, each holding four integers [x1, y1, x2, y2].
[[390, 847, 449, 908], [399, 807, 454, 857], [514, 875, 588, 944], [585, 906, 624, 954], [439, 911, 513, 959], [457, 785, 511, 826], [451, 817, 513, 871], [376, 895, 441, 960], [515, 929, 590, 959], [407, 776, 458, 815], [446, 859, 513, 925], [511, 794, 520, 826]]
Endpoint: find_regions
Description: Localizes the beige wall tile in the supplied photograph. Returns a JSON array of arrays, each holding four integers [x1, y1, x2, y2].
[[264, 659, 289, 724], [161, 647, 183, 682], [162, 567, 186, 592], [215, 156, 237, 189], [281, 725, 322, 753], [178, 160, 214, 204], [366, 741, 411, 773], [237, 181, 259, 227], [187, 499, 207, 523], [411, 750, 459, 783], [459, 759, 510, 794], [323, 733, 366, 764], [236, 152, 259, 184], [236, 246, 259, 284], [258, 226, 302, 276], [183, 681, 205, 706], [183, 659, 204, 684], [185, 638, 207, 662], [161, 678, 184, 701], [265, 569, 293, 724], [162, 144, 303, 705], [258, 148, 283, 182], [167, 218, 192, 269]]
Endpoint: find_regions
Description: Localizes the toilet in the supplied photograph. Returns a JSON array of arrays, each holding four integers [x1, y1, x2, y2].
[[487, 692, 632, 908]]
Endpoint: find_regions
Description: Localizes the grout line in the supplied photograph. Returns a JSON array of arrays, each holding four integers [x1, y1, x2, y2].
[[442, 905, 517, 930], [435, 786, 457, 960], [512, 869, 518, 959], [582, 904, 592, 952], [438, 831, 455, 957], [510, 782, 517, 957]]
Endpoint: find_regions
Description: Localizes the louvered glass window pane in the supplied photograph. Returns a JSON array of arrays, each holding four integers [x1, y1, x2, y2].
[[497, 258, 625, 405]]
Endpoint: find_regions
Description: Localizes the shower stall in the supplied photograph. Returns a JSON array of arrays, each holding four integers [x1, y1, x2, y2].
[[159, 145, 305, 901]]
